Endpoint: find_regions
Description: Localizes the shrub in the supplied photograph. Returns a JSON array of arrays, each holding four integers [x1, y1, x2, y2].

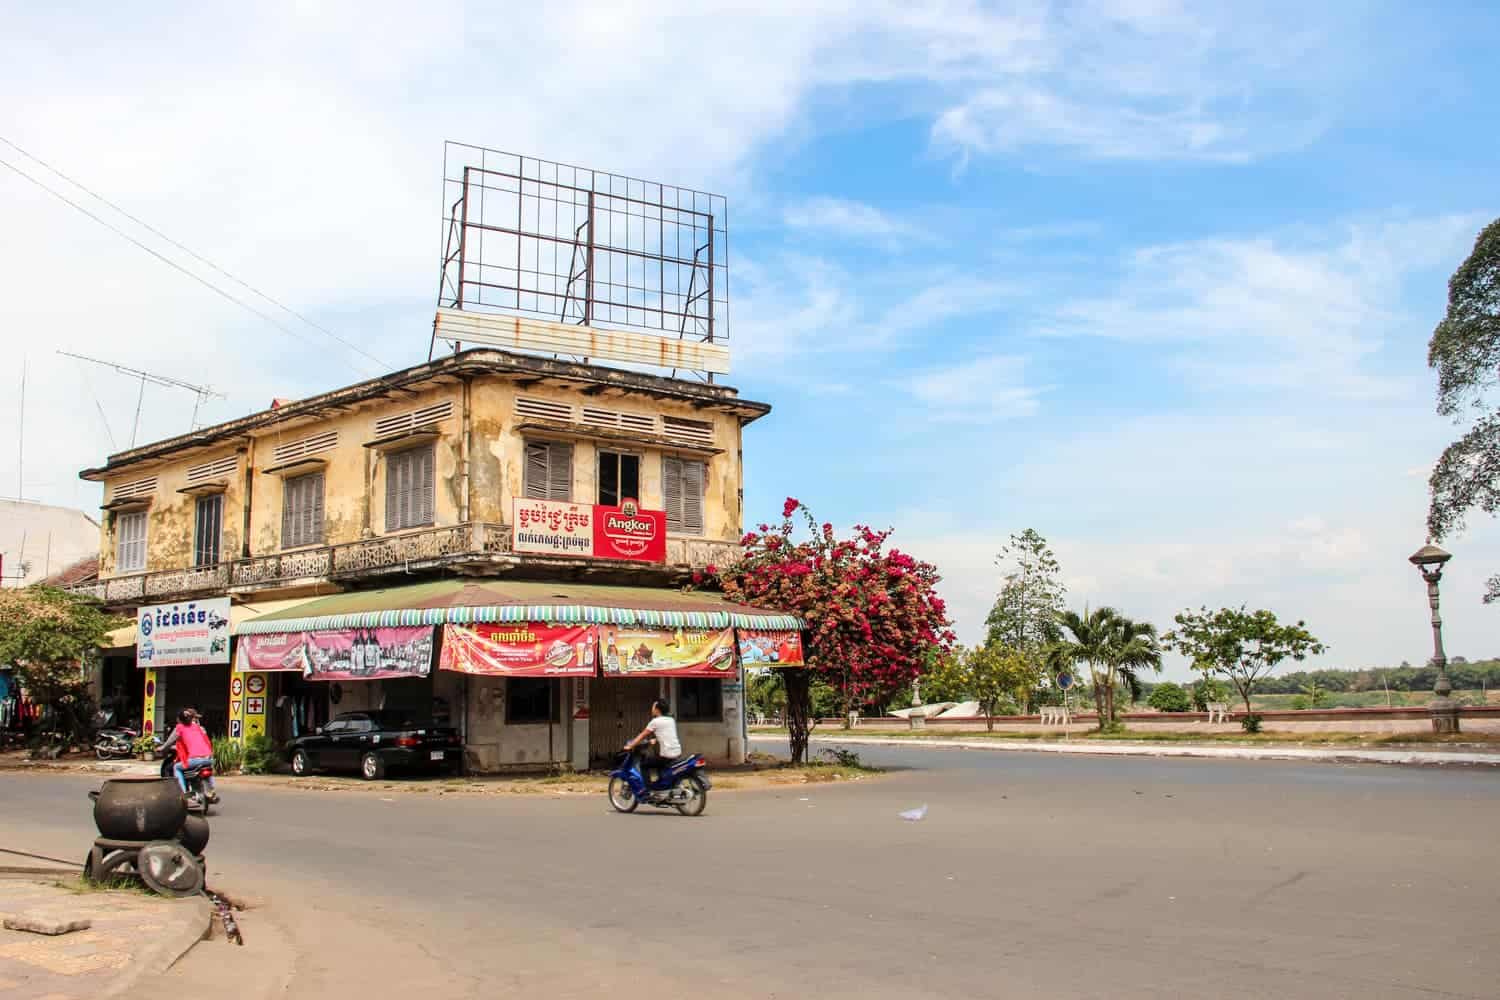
[[241, 734, 280, 775], [818, 747, 865, 769], [1191, 678, 1231, 711], [1289, 695, 1310, 710], [1147, 682, 1191, 713], [131, 735, 158, 756], [1240, 713, 1264, 733], [211, 736, 245, 775]]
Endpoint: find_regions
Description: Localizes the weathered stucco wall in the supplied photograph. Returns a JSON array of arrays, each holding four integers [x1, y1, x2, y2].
[[467, 378, 742, 541], [96, 371, 747, 578], [98, 448, 246, 577]]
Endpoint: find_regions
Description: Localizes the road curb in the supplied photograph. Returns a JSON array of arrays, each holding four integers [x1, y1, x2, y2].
[[758, 734, 1500, 767], [100, 894, 213, 1000]]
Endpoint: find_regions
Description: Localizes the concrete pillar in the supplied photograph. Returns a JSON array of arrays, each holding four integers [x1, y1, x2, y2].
[[570, 677, 590, 771]]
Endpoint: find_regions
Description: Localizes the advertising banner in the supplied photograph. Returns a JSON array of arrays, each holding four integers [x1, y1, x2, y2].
[[736, 629, 805, 667], [513, 497, 666, 563], [438, 623, 598, 676], [137, 598, 231, 668], [235, 627, 434, 680], [599, 626, 736, 677]]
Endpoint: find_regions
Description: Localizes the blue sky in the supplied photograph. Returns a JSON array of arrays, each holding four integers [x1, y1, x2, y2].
[[3, 2, 1498, 678]]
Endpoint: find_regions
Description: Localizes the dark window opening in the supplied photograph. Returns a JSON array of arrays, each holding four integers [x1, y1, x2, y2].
[[194, 494, 223, 568], [678, 678, 723, 722], [507, 678, 559, 724], [598, 451, 640, 507]]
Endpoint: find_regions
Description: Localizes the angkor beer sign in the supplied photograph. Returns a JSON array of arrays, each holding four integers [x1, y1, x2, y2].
[[512, 497, 666, 563]]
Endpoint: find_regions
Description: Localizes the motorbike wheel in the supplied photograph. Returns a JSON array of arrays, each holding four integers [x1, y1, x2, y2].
[[607, 777, 639, 813], [674, 776, 708, 817], [96, 746, 111, 760]]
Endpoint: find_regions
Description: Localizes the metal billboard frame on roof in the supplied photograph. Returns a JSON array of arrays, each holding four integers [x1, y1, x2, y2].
[[433, 143, 728, 379]]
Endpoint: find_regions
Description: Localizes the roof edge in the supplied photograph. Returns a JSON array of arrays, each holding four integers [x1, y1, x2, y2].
[[81, 348, 772, 481]]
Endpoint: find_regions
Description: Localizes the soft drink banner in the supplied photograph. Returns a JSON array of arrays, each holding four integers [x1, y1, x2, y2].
[[235, 627, 435, 680], [736, 629, 805, 667], [438, 623, 598, 676], [599, 626, 736, 677]]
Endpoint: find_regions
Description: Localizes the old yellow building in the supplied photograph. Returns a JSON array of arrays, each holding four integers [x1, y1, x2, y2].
[[75, 348, 795, 772]]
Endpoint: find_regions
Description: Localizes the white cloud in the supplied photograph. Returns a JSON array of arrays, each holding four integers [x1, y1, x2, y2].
[[903, 355, 1045, 423], [782, 196, 928, 248], [1039, 214, 1486, 398]]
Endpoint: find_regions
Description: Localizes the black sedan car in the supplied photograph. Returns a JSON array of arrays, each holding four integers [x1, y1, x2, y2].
[[287, 711, 463, 780]]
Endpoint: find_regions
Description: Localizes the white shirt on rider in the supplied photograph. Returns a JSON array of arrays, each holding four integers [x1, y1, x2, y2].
[[646, 716, 681, 759]]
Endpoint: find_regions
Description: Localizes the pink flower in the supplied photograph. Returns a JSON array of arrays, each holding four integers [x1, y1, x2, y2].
[[783, 498, 801, 518], [705, 563, 718, 576]]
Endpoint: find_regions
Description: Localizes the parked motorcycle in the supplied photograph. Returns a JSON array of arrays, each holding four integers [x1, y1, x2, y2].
[[92, 710, 140, 761], [607, 749, 710, 816]]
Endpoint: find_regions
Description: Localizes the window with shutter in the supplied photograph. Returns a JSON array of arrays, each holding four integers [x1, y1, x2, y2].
[[385, 446, 435, 531], [663, 457, 706, 535], [193, 494, 223, 568], [597, 452, 640, 507], [523, 441, 572, 501], [282, 473, 325, 549], [116, 512, 147, 572]]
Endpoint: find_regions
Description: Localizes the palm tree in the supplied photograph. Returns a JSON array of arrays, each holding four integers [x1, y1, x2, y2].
[[1104, 614, 1163, 726], [1049, 606, 1119, 731]]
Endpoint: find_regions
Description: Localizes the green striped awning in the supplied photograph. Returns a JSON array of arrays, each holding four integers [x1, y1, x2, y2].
[[232, 578, 802, 635]]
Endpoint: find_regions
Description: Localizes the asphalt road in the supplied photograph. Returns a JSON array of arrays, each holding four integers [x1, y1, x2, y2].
[[4, 745, 1498, 999]]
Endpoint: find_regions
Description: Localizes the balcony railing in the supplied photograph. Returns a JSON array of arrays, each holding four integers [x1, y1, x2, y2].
[[70, 522, 742, 605]]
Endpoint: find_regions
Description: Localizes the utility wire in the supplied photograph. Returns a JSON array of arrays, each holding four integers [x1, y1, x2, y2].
[[1, 134, 394, 374], [0, 148, 392, 377]]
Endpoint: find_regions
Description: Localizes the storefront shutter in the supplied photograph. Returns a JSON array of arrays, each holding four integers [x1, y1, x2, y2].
[[385, 451, 403, 531]]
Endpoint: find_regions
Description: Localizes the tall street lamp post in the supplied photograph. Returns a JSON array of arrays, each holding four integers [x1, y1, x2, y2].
[[1409, 543, 1459, 735]]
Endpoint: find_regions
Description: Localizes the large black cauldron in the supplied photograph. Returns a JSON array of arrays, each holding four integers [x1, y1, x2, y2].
[[90, 777, 187, 841]]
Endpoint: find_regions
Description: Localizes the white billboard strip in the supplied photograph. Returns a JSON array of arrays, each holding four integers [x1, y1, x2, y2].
[[137, 598, 232, 668]]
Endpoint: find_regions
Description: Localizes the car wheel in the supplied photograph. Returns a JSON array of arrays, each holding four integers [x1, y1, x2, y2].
[[291, 749, 311, 777], [361, 752, 385, 781]]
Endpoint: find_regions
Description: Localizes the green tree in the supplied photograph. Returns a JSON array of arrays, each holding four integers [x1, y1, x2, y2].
[[0, 586, 126, 747], [1425, 218, 1500, 602], [1164, 606, 1326, 715], [985, 529, 1066, 650], [924, 643, 1036, 730], [1190, 677, 1231, 710], [1148, 681, 1192, 712], [1048, 607, 1161, 730]]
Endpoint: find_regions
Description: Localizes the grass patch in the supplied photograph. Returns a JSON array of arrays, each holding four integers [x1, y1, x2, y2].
[[813, 728, 1500, 749], [61, 874, 155, 897]]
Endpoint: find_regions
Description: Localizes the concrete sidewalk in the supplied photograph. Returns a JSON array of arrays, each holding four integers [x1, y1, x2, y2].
[[762, 733, 1500, 767], [0, 875, 211, 999]]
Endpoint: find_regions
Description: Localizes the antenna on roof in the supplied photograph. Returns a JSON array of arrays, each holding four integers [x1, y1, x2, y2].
[[57, 350, 226, 446]]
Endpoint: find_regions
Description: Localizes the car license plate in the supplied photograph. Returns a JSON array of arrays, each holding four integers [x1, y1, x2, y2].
[[429, 750, 445, 761]]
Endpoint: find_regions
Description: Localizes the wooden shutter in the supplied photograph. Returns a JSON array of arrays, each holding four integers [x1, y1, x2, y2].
[[524, 443, 550, 500], [663, 457, 684, 532], [282, 479, 296, 547], [547, 442, 572, 501], [308, 473, 324, 543], [417, 446, 435, 525], [385, 451, 402, 531], [682, 460, 705, 535]]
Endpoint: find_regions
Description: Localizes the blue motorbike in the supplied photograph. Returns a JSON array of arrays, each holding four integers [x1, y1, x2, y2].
[[608, 749, 711, 816]]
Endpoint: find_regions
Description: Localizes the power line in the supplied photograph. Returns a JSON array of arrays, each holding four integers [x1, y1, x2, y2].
[[0, 148, 392, 376], [0, 134, 394, 375]]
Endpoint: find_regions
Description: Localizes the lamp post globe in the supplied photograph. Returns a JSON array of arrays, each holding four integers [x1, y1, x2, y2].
[[1409, 543, 1459, 735]]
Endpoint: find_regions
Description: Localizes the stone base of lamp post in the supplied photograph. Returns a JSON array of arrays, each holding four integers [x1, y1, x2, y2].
[[1429, 698, 1461, 734], [909, 707, 926, 731]]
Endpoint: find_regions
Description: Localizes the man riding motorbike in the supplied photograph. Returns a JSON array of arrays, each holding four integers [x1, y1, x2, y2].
[[624, 698, 681, 786], [159, 708, 219, 803]]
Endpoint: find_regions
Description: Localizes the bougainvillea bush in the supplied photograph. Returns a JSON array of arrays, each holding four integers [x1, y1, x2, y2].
[[718, 499, 953, 762]]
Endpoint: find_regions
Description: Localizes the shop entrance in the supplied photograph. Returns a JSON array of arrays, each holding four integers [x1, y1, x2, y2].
[[158, 667, 231, 737], [589, 677, 658, 765]]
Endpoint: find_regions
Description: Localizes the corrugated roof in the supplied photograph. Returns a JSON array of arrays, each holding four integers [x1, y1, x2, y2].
[[233, 579, 802, 634]]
